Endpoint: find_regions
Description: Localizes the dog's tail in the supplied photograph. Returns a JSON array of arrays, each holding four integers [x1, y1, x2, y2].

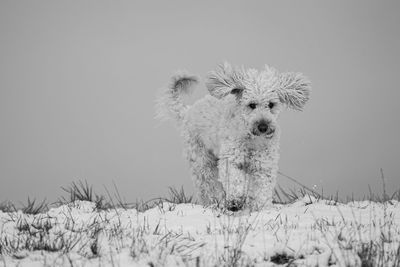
[[155, 72, 199, 124]]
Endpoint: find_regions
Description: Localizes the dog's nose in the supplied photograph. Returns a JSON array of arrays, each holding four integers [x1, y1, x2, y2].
[[257, 123, 269, 133]]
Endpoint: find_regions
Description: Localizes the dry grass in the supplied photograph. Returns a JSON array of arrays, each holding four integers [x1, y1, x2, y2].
[[0, 170, 399, 266]]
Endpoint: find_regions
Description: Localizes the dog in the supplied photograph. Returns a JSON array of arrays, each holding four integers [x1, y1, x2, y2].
[[156, 62, 311, 211]]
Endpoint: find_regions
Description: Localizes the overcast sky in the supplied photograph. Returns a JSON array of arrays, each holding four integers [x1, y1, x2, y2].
[[1, 1, 399, 203]]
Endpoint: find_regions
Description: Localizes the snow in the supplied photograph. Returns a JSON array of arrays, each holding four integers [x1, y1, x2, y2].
[[0, 197, 399, 266]]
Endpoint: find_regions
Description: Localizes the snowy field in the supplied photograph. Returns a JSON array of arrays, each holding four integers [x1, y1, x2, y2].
[[0, 195, 399, 267]]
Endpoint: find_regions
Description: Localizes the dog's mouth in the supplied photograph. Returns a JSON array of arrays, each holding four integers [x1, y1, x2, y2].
[[265, 128, 275, 138], [252, 128, 275, 138]]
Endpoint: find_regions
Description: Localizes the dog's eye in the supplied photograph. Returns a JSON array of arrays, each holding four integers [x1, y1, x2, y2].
[[248, 103, 257, 109], [268, 102, 275, 109]]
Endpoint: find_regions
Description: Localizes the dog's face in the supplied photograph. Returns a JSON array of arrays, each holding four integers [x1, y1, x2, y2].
[[234, 71, 282, 140], [206, 63, 311, 139]]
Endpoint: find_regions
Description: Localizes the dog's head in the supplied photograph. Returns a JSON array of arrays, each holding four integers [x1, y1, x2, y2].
[[206, 62, 311, 139]]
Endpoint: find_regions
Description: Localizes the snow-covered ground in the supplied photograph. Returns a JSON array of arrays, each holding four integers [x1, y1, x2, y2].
[[0, 196, 399, 266]]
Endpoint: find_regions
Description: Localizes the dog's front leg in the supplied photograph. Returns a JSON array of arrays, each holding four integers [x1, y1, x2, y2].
[[248, 150, 279, 210], [218, 142, 250, 210]]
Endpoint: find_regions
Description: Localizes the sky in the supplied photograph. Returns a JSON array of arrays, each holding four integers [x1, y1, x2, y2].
[[0, 1, 399, 204]]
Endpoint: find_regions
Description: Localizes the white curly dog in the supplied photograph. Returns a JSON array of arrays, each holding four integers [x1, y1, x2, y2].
[[156, 63, 311, 211]]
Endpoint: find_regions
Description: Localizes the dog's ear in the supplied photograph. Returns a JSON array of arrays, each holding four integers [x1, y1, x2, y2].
[[206, 62, 244, 99], [277, 72, 311, 110]]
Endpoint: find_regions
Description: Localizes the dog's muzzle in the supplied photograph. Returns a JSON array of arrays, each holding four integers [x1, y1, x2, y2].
[[253, 122, 275, 138]]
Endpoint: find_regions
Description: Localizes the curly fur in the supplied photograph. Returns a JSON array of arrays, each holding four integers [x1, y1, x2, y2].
[[156, 63, 311, 210], [155, 72, 199, 122]]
